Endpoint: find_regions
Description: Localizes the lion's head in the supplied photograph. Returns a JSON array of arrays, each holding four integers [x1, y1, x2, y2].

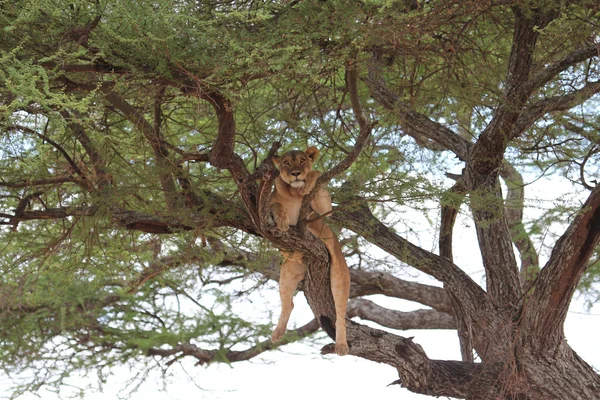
[[273, 147, 319, 189]]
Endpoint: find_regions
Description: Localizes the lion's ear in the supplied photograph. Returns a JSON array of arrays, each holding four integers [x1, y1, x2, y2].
[[272, 155, 281, 167], [305, 147, 319, 162]]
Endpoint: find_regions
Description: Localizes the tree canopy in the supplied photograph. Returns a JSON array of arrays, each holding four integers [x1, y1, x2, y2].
[[1, 1, 599, 399]]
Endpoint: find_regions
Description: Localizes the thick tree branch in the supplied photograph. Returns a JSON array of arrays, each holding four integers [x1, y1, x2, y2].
[[439, 183, 474, 363], [439, 182, 466, 262], [523, 184, 600, 352], [458, 8, 556, 307], [349, 270, 453, 314], [330, 201, 487, 311], [325, 321, 504, 399], [205, 92, 250, 185], [468, 7, 557, 174], [347, 299, 455, 330]]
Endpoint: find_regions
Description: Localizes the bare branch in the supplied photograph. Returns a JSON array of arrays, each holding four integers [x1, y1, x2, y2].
[[226, 319, 320, 362], [348, 298, 455, 330], [349, 269, 453, 314]]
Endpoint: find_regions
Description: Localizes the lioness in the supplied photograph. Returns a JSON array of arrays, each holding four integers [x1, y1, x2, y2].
[[269, 146, 350, 356]]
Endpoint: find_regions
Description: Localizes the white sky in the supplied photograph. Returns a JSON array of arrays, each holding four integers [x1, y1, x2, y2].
[[1, 175, 599, 400]]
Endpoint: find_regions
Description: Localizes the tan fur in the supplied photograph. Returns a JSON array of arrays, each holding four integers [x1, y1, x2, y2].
[[269, 147, 350, 356]]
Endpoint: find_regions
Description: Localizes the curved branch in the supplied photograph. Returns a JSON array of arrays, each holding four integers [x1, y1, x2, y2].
[[579, 145, 599, 190], [206, 92, 250, 185]]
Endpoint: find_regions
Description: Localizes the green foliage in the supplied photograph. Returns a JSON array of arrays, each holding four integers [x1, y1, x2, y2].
[[0, 0, 599, 397]]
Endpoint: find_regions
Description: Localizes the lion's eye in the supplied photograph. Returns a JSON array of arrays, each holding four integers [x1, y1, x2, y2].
[[300, 158, 306, 164], [283, 160, 290, 167]]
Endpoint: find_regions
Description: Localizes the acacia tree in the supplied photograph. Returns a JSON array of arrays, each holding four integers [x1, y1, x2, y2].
[[1, 0, 599, 399]]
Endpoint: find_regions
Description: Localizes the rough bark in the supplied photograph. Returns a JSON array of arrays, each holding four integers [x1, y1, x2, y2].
[[347, 299, 455, 330]]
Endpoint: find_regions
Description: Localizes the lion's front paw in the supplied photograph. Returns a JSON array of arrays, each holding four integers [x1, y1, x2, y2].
[[271, 327, 286, 343], [298, 170, 321, 195], [274, 212, 289, 231], [271, 203, 290, 231]]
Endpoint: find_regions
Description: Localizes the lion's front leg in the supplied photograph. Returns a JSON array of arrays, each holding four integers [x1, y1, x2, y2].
[[298, 170, 321, 196], [272, 255, 306, 343], [270, 202, 290, 231]]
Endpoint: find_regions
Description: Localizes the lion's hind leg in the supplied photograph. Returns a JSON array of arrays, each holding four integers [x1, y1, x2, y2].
[[330, 254, 350, 356]]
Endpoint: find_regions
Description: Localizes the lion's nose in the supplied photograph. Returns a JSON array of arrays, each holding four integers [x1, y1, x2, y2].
[[290, 171, 301, 177]]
